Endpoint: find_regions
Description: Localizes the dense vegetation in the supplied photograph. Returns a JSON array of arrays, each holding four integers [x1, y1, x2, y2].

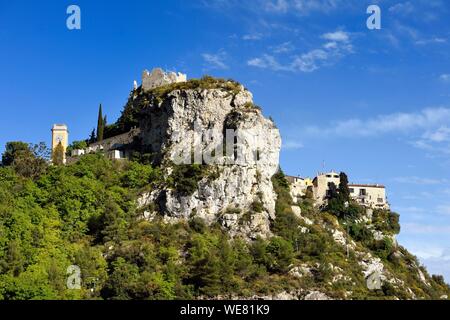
[[0, 143, 449, 300]]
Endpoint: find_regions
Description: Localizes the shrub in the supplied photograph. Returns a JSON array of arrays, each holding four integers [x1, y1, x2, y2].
[[189, 217, 207, 233], [265, 237, 294, 273], [169, 164, 206, 196], [251, 201, 264, 213]]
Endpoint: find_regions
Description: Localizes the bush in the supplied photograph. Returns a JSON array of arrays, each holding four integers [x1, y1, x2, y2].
[[189, 217, 207, 233], [265, 237, 294, 273], [169, 164, 206, 196], [251, 201, 264, 213]]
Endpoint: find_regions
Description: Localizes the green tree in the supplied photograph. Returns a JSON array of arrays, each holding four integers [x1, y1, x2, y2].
[[1, 142, 29, 166], [265, 237, 294, 273], [52, 142, 65, 166], [3, 142, 49, 179], [89, 128, 96, 144], [66, 140, 88, 156], [97, 104, 104, 142], [338, 172, 350, 202]]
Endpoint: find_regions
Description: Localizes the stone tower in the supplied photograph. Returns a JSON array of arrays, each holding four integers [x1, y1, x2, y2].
[[51, 124, 69, 164]]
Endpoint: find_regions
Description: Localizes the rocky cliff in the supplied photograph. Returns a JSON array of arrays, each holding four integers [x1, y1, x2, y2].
[[130, 77, 281, 239], [106, 75, 449, 300]]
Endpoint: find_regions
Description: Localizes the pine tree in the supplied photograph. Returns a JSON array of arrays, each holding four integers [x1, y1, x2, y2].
[[97, 104, 104, 142]]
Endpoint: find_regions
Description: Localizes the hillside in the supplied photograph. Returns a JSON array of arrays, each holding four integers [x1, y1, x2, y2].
[[0, 77, 449, 300]]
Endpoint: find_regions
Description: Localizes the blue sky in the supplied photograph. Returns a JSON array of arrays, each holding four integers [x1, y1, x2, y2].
[[1, 0, 450, 280]]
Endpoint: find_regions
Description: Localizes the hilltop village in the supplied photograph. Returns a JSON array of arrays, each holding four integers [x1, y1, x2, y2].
[[51, 68, 390, 212]]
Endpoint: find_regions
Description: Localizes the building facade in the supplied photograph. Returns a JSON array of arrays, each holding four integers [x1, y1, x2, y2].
[[285, 176, 313, 204], [288, 170, 390, 210], [349, 184, 389, 209], [51, 124, 69, 164], [312, 171, 341, 206]]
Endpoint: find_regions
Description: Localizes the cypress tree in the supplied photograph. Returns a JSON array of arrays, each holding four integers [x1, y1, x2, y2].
[[97, 104, 104, 142], [339, 172, 350, 202]]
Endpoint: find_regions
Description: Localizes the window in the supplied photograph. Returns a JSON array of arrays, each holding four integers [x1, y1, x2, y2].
[[349, 188, 355, 194], [334, 175, 339, 178], [377, 198, 383, 203], [359, 189, 367, 196]]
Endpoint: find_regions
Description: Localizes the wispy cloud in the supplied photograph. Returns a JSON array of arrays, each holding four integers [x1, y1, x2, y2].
[[202, 51, 229, 70], [265, 0, 289, 13], [422, 126, 450, 142], [392, 176, 448, 185], [437, 205, 450, 216], [289, 0, 346, 15], [389, 2, 415, 15], [247, 29, 352, 72], [440, 74, 450, 82], [242, 33, 264, 41], [305, 107, 450, 137], [403, 222, 450, 234], [282, 140, 304, 150], [205, 0, 353, 15], [322, 30, 349, 42], [415, 37, 447, 46], [270, 41, 295, 53]]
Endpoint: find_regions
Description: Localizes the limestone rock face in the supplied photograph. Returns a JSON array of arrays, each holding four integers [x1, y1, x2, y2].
[[138, 84, 281, 239]]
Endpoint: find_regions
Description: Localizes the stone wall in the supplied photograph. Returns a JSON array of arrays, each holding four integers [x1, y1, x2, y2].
[[142, 68, 187, 91], [88, 127, 141, 153]]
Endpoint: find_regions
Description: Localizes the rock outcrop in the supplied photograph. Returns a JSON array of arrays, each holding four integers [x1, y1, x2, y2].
[[136, 78, 281, 239]]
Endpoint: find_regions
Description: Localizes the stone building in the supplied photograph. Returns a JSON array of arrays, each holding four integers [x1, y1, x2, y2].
[[83, 127, 141, 160], [285, 175, 313, 204], [312, 171, 341, 206], [141, 68, 187, 91], [288, 170, 390, 210], [348, 184, 389, 209]]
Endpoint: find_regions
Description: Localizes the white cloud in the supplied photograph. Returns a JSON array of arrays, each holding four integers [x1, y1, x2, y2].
[[422, 126, 450, 142], [247, 30, 352, 73], [415, 37, 447, 45], [440, 74, 450, 82], [242, 33, 264, 41], [322, 30, 349, 42], [282, 140, 304, 150], [202, 51, 228, 70], [392, 176, 448, 185], [403, 223, 450, 234], [389, 2, 415, 14], [247, 54, 288, 71], [271, 41, 295, 53], [265, 0, 289, 13], [305, 107, 450, 137], [437, 205, 450, 216], [292, 0, 345, 15]]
